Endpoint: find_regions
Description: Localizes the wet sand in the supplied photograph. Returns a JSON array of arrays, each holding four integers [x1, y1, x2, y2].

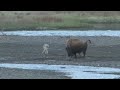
[[0, 67, 70, 79], [0, 35, 120, 79]]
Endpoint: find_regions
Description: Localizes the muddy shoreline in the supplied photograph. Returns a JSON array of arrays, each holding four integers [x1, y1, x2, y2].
[[0, 35, 120, 79]]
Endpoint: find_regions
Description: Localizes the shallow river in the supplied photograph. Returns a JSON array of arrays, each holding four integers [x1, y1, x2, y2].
[[0, 63, 120, 79], [1, 30, 120, 36]]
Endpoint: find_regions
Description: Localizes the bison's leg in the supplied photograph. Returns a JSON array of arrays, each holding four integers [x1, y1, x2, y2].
[[65, 47, 69, 56], [78, 51, 82, 57], [83, 50, 86, 57], [66, 47, 70, 57], [74, 53, 77, 59]]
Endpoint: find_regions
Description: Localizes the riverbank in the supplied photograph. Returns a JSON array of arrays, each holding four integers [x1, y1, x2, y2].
[[1, 11, 120, 30], [0, 35, 120, 79], [0, 67, 70, 79]]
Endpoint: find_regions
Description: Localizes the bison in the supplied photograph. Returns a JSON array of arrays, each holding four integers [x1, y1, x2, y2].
[[65, 39, 91, 58]]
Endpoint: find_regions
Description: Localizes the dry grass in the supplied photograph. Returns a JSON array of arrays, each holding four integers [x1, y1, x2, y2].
[[0, 11, 120, 30]]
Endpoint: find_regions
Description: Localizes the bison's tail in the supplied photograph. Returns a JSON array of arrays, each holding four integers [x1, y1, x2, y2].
[[86, 40, 91, 44]]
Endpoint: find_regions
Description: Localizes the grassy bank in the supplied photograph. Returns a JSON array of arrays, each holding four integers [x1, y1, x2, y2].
[[0, 11, 120, 31]]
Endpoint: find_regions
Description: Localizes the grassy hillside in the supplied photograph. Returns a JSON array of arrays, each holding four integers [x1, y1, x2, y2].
[[0, 11, 120, 31]]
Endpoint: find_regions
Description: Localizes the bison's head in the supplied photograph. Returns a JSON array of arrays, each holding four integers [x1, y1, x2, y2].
[[66, 47, 73, 57]]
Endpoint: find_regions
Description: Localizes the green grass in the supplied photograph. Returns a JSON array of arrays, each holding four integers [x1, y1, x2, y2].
[[0, 11, 120, 31]]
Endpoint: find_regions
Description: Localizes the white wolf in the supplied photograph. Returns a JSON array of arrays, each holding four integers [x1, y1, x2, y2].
[[42, 44, 49, 55]]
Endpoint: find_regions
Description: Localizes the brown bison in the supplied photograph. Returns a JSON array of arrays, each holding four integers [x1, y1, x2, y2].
[[65, 39, 91, 58]]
